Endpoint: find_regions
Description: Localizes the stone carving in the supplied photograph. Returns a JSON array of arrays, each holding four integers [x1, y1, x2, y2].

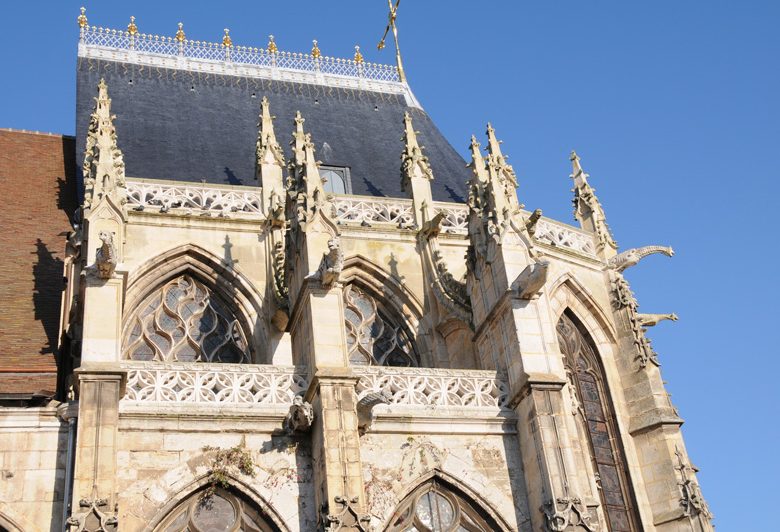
[[431, 249, 472, 324], [400, 111, 434, 194], [354, 367, 510, 409], [284, 395, 314, 434], [122, 362, 308, 405], [94, 231, 117, 279], [525, 208, 543, 236], [334, 196, 415, 228], [356, 389, 391, 433], [66, 497, 118, 532], [512, 260, 550, 300], [570, 151, 616, 256], [607, 245, 674, 272], [638, 313, 678, 327], [542, 496, 596, 532], [610, 271, 661, 368], [323, 495, 371, 531], [272, 241, 290, 330], [82, 79, 128, 212], [316, 237, 344, 287], [256, 96, 286, 169], [675, 447, 712, 520], [532, 219, 597, 257], [125, 179, 264, 215]]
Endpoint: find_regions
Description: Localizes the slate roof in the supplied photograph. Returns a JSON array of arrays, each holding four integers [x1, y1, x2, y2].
[[76, 57, 470, 202]]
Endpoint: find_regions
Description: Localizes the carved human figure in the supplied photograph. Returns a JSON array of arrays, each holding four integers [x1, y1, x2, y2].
[[95, 231, 117, 279]]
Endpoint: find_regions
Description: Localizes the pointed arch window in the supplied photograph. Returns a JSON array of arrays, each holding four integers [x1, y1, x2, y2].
[[124, 275, 251, 363], [387, 478, 503, 532], [155, 487, 279, 532], [344, 285, 419, 367], [556, 311, 638, 532]]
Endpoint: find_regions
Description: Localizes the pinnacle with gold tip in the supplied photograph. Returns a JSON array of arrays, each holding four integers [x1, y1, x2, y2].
[[311, 40, 321, 59], [354, 45, 364, 64], [175, 22, 186, 43], [222, 28, 232, 48], [267, 35, 278, 54], [77, 6, 87, 28]]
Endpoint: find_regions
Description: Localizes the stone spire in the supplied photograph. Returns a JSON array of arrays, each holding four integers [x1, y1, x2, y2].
[[400, 112, 434, 225], [570, 151, 617, 258], [485, 123, 520, 216], [256, 97, 286, 225], [82, 79, 128, 212]]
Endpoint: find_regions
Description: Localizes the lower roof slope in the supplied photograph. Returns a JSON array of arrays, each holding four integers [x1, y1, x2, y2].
[[76, 58, 470, 202], [0, 130, 78, 399]]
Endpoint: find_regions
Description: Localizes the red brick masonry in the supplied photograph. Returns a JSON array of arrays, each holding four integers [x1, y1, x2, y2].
[[0, 129, 77, 396]]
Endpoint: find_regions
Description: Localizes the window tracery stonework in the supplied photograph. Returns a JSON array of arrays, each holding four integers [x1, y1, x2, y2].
[[387, 480, 502, 532], [123, 275, 250, 363], [556, 312, 638, 532], [344, 286, 419, 367], [154, 488, 278, 532]]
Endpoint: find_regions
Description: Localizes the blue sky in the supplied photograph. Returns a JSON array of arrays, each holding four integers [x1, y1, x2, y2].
[[2, 1, 777, 528]]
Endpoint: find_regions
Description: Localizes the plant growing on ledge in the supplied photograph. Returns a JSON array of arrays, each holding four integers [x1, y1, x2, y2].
[[202, 444, 256, 496]]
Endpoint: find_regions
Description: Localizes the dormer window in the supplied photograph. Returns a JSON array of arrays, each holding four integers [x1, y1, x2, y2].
[[320, 166, 351, 194]]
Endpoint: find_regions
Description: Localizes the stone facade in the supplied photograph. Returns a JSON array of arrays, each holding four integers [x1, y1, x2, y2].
[[0, 10, 714, 532]]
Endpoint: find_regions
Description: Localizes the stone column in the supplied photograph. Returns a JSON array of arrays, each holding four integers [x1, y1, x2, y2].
[[68, 369, 126, 530]]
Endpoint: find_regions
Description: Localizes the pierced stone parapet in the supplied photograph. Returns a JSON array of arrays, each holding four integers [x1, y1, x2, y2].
[[125, 179, 264, 216], [121, 362, 308, 405], [432, 202, 469, 233], [334, 196, 415, 228], [354, 367, 510, 409], [533, 218, 597, 257]]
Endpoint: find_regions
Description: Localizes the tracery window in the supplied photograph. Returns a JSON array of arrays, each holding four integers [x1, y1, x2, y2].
[[124, 275, 250, 363], [387, 479, 502, 532], [556, 311, 638, 532], [155, 488, 278, 532], [344, 285, 419, 367]]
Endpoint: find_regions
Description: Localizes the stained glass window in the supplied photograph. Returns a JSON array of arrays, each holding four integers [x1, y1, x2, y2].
[[124, 275, 250, 363], [556, 311, 638, 532], [344, 285, 419, 367]]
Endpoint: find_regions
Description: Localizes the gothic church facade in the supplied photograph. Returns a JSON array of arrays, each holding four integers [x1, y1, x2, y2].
[[0, 9, 714, 532]]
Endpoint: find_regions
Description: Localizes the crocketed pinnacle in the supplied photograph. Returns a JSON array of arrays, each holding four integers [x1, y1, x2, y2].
[[400, 112, 433, 192], [569, 150, 617, 253], [256, 96, 285, 168]]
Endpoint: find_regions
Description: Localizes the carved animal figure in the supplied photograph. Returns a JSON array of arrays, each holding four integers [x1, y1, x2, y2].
[[608, 245, 674, 272], [512, 260, 550, 300], [284, 396, 314, 434], [356, 389, 392, 433], [319, 237, 344, 287], [95, 231, 117, 279], [637, 313, 678, 327]]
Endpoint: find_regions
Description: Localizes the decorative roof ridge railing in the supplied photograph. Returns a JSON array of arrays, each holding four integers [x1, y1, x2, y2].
[[125, 179, 264, 216], [79, 23, 401, 84], [352, 366, 511, 409], [121, 361, 309, 405]]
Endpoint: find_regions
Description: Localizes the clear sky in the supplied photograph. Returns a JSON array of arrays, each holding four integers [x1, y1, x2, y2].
[[2, 1, 777, 528]]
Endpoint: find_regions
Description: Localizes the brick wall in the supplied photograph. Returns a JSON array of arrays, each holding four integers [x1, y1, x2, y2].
[[0, 129, 78, 396]]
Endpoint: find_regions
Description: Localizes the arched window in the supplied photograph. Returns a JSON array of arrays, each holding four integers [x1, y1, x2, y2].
[[124, 275, 250, 363], [155, 487, 279, 532], [387, 478, 503, 532], [556, 311, 638, 532], [344, 285, 419, 367]]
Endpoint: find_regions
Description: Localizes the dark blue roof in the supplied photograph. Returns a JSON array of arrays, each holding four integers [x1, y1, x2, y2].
[[76, 57, 469, 202]]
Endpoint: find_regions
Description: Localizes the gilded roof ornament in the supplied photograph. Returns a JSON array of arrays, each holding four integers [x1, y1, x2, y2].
[[377, 0, 407, 82], [354, 45, 364, 64], [175, 22, 186, 43], [222, 28, 232, 48], [127, 16, 138, 36], [311, 39, 321, 59], [77, 7, 88, 28], [267, 35, 278, 54]]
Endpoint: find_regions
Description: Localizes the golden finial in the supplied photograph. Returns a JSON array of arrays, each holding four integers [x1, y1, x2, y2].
[[127, 16, 138, 36], [311, 39, 321, 59], [222, 28, 232, 48], [354, 45, 364, 64], [267, 35, 278, 54], [175, 22, 185, 43], [377, 0, 406, 82], [77, 7, 88, 28]]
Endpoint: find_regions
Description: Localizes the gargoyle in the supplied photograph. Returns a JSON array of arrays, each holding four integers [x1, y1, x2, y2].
[[512, 260, 550, 300], [608, 246, 674, 272], [284, 396, 314, 434], [317, 237, 344, 287], [525, 208, 542, 237], [637, 313, 678, 327], [95, 231, 117, 279], [356, 389, 392, 433]]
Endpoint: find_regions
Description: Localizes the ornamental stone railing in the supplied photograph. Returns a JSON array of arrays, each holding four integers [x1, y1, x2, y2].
[[126, 179, 264, 216], [334, 196, 415, 227], [533, 218, 597, 257], [354, 367, 510, 410], [79, 25, 400, 84], [121, 362, 308, 405]]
